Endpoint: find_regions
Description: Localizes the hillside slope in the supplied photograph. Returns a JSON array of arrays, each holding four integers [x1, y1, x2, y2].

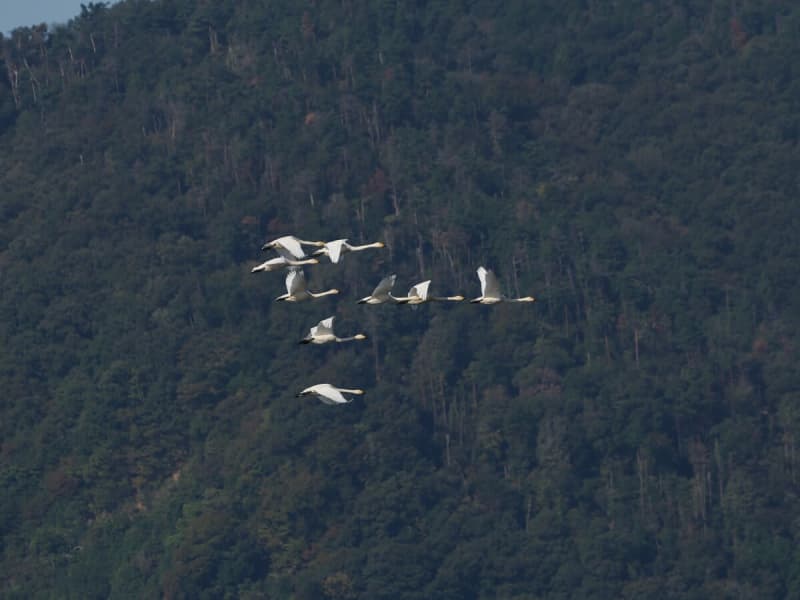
[[2, 1, 800, 597]]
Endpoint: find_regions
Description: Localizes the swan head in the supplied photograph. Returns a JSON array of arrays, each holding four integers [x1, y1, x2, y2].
[[375, 242, 385, 248], [354, 334, 367, 340], [451, 295, 465, 301]]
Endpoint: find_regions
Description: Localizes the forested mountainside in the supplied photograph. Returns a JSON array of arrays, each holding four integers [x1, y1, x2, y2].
[[2, 1, 800, 597]]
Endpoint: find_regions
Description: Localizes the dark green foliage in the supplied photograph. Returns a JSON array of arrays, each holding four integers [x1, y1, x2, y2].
[[2, 0, 800, 597]]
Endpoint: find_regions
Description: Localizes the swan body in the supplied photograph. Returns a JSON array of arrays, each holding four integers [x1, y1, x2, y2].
[[261, 235, 325, 260], [297, 383, 364, 405], [275, 268, 339, 302], [300, 316, 367, 344], [396, 280, 465, 304], [357, 274, 408, 304], [251, 256, 319, 273], [471, 266, 535, 304], [313, 238, 385, 264]]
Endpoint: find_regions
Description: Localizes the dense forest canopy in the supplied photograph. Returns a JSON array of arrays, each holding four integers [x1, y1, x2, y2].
[[2, 0, 800, 597]]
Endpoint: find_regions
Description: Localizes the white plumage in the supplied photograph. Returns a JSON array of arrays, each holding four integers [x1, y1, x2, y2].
[[275, 268, 339, 302], [357, 274, 407, 304], [313, 238, 385, 264], [471, 266, 535, 304], [251, 256, 319, 273], [300, 316, 367, 344], [396, 279, 465, 304], [297, 383, 364, 405], [261, 235, 325, 259]]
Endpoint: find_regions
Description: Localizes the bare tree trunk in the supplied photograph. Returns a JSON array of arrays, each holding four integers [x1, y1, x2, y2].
[[391, 180, 400, 216], [524, 494, 533, 532], [636, 449, 647, 521], [369, 311, 381, 383], [714, 439, 724, 508]]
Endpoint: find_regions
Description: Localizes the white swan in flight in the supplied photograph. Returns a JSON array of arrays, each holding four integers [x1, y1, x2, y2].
[[471, 266, 535, 304], [357, 274, 408, 304], [297, 383, 364, 405], [396, 280, 465, 304], [275, 268, 339, 302], [300, 316, 367, 344], [261, 235, 325, 260], [251, 256, 319, 273], [312, 238, 385, 264]]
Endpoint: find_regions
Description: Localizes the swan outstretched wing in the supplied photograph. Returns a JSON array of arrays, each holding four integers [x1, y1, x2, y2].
[[324, 387, 349, 404], [313, 316, 335, 337], [326, 239, 347, 263], [372, 274, 396, 297], [313, 383, 348, 404], [483, 269, 502, 299], [477, 266, 488, 296], [300, 383, 357, 404], [478, 266, 502, 299], [408, 280, 431, 301], [274, 236, 307, 260], [285, 267, 306, 295]]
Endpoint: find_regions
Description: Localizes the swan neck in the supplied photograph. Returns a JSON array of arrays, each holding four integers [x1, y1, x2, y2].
[[349, 242, 382, 250], [311, 289, 339, 297], [337, 335, 366, 342]]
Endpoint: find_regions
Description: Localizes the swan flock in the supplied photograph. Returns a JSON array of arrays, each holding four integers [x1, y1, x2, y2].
[[253, 234, 535, 404]]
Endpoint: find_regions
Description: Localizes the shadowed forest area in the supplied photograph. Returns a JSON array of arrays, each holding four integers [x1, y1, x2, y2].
[[2, 0, 800, 598]]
